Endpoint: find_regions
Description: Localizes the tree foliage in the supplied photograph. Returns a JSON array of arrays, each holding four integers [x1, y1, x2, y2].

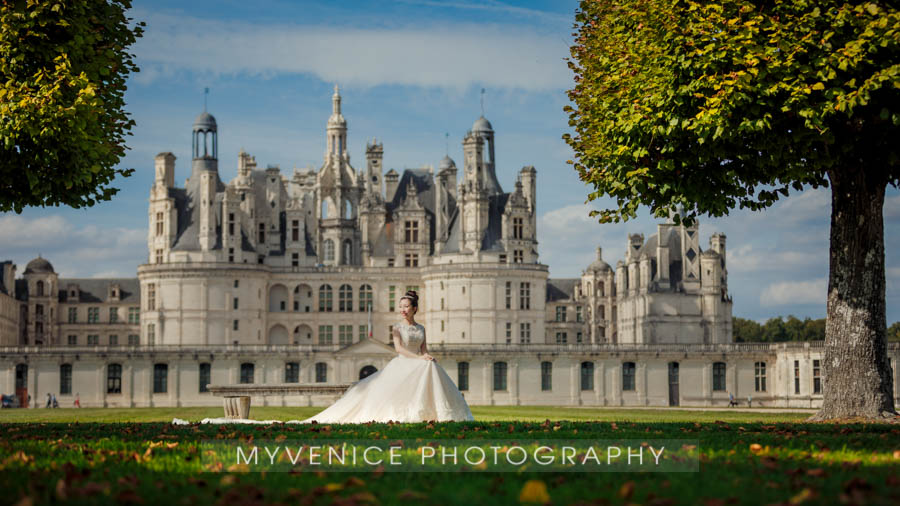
[[0, 0, 144, 213], [564, 0, 898, 224], [733, 316, 830, 343]]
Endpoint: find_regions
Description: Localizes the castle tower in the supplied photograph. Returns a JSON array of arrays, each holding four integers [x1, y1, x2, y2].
[[365, 139, 383, 195], [149, 152, 177, 264], [470, 116, 503, 195]]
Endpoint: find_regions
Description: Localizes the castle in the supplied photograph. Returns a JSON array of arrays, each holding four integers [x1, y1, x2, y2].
[[3, 89, 892, 409]]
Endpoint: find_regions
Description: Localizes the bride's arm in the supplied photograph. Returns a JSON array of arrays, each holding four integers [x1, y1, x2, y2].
[[392, 328, 421, 358]]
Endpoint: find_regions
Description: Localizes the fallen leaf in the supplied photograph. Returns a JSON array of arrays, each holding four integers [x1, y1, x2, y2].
[[519, 479, 550, 503]]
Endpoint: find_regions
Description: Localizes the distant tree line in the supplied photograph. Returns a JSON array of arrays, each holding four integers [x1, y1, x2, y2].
[[734, 317, 900, 343]]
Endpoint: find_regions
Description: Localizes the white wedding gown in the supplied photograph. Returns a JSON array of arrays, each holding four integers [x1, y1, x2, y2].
[[171, 322, 473, 425]]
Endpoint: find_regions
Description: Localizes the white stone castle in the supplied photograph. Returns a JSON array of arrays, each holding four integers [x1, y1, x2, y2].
[[1, 88, 897, 410]]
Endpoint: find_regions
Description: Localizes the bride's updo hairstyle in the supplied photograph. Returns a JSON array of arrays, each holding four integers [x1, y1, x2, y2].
[[400, 290, 419, 311]]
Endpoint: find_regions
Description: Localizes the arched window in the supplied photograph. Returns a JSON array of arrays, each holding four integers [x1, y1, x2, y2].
[[713, 362, 726, 391], [318, 284, 333, 312], [457, 362, 469, 391], [541, 361, 552, 391], [60, 364, 72, 395], [323, 239, 334, 261], [36, 281, 44, 296], [107, 364, 122, 394], [493, 362, 507, 391], [581, 361, 594, 391], [240, 363, 254, 384], [344, 200, 352, 219], [359, 365, 377, 380], [339, 284, 353, 312], [358, 284, 373, 312], [622, 362, 635, 391], [153, 364, 168, 393]]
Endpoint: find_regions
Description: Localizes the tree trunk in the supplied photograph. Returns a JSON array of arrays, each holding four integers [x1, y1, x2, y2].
[[809, 169, 896, 421]]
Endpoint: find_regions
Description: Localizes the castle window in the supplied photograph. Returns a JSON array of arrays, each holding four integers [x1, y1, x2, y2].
[[493, 362, 508, 391], [156, 212, 164, 236], [576, 332, 583, 343], [68, 307, 77, 323], [598, 305, 605, 320], [147, 323, 155, 345], [813, 359, 822, 394], [457, 362, 469, 391], [389, 286, 396, 312], [155, 249, 163, 264], [505, 282, 511, 309], [597, 282, 605, 297], [519, 282, 531, 310], [315, 362, 327, 383], [519, 322, 531, 344], [88, 307, 99, 323], [555, 332, 567, 344], [153, 364, 167, 393], [67, 335, 77, 345], [622, 362, 635, 391], [147, 284, 156, 311], [513, 217, 523, 239], [499, 254, 507, 263], [754, 362, 766, 392], [292, 253, 299, 267], [233, 297, 239, 310], [576, 306, 583, 322], [199, 363, 211, 392], [513, 250, 523, 263], [128, 307, 140, 324], [229, 248, 234, 263], [109, 335, 118, 346], [581, 362, 594, 391], [319, 284, 333, 312], [556, 306, 567, 322], [318, 325, 333, 345], [794, 360, 800, 394], [506, 322, 511, 343], [404, 253, 419, 267], [713, 362, 727, 391], [109, 307, 118, 323], [541, 361, 552, 391], [359, 284, 373, 312], [323, 239, 334, 262], [60, 364, 72, 395], [339, 325, 353, 345], [258, 223, 265, 244], [87, 334, 99, 345], [292, 220, 299, 242], [107, 364, 122, 394], [36, 281, 44, 296], [339, 284, 353, 312], [228, 213, 235, 236], [388, 258, 395, 267], [240, 363, 254, 384], [285, 362, 299, 383], [128, 334, 139, 345], [404, 221, 419, 243]]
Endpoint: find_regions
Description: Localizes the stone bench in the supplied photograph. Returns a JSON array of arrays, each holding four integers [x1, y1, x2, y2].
[[207, 383, 354, 420]]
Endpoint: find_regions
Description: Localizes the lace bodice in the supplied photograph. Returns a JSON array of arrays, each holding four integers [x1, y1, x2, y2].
[[397, 322, 425, 354]]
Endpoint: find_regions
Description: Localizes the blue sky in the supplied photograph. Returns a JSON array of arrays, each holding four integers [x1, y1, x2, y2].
[[1, 0, 897, 323]]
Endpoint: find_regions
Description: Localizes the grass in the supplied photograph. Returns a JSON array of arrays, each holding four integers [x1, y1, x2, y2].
[[1, 407, 898, 505], [0, 405, 815, 423]]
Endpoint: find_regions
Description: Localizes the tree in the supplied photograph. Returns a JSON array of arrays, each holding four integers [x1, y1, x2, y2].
[[0, 1, 144, 213], [564, 0, 898, 420]]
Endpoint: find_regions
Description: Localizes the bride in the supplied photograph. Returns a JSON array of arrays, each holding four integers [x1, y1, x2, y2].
[[298, 290, 474, 423], [172, 290, 473, 425]]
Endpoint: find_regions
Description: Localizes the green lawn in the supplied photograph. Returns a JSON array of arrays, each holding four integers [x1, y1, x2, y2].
[[1, 407, 898, 505], [0, 405, 814, 423]]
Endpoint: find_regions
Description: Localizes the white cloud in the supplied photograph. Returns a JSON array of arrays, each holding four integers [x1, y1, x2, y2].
[[0, 215, 146, 279], [398, 0, 573, 24], [726, 244, 825, 273], [760, 278, 827, 307], [131, 11, 571, 91]]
